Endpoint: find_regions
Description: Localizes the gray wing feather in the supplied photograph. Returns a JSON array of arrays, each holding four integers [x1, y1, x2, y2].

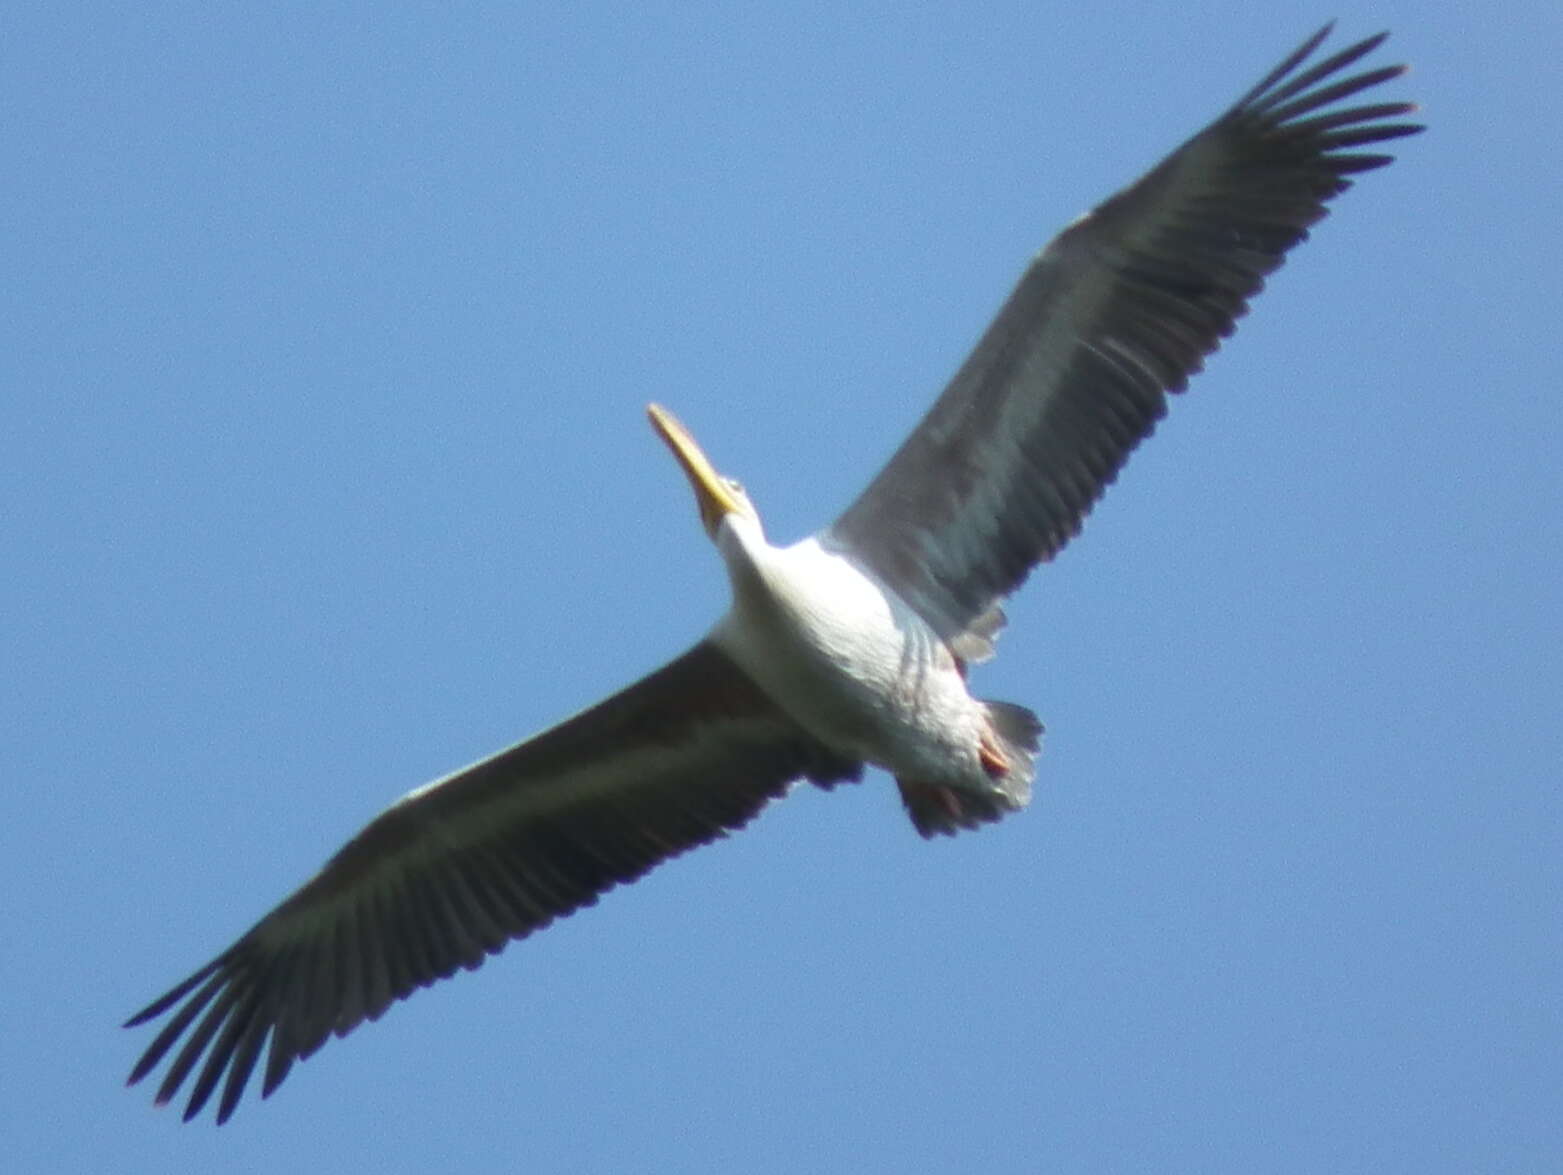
[[826, 26, 1421, 648], [124, 640, 859, 1122]]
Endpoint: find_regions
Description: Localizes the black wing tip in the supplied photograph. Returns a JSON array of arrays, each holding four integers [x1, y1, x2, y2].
[[123, 958, 222, 1030], [1350, 28, 1391, 55], [124, 954, 270, 1123], [1308, 25, 1394, 69], [131, 1032, 281, 1125], [1235, 26, 1415, 124], [1230, 27, 1423, 176]]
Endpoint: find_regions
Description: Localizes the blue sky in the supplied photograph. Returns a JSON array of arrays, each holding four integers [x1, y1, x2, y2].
[[6, 3, 1560, 1171]]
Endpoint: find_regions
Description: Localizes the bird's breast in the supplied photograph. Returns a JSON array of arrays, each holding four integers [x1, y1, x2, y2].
[[711, 536, 983, 779]]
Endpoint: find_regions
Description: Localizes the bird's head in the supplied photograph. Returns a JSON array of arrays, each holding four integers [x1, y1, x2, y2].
[[647, 403, 759, 541]]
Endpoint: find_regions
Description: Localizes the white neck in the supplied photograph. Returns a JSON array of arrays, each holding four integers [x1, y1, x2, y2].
[[713, 511, 773, 603]]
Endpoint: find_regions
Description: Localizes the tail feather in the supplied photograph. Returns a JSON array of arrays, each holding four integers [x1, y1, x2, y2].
[[898, 701, 1043, 839]]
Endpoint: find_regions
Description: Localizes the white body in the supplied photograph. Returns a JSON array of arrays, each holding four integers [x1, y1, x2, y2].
[[710, 514, 992, 789]]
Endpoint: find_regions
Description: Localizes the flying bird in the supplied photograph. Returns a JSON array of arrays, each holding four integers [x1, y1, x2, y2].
[[126, 25, 1420, 1122]]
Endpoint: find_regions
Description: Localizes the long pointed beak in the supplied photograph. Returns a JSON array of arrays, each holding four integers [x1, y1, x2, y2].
[[647, 403, 744, 535]]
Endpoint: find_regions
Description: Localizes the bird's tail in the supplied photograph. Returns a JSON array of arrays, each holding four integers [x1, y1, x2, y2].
[[897, 701, 1043, 838]]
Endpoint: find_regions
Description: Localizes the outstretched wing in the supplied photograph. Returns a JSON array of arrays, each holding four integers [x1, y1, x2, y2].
[[125, 640, 859, 1123], [826, 26, 1421, 651]]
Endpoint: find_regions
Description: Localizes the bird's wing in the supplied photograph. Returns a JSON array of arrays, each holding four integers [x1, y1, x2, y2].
[[124, 640, 860, 1123], [824, 26, 1421, 655]]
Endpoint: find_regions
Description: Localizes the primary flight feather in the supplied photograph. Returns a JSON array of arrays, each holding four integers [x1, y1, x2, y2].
[[126, 25, 1420, 1122]]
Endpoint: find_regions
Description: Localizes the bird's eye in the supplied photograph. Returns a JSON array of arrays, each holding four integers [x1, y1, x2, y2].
[[725, 478, 745, 495]]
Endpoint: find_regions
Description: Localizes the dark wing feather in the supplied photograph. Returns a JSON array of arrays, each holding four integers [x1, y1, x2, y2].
[[124, 640, 860, 1122], [826, 26, 1421, 649]]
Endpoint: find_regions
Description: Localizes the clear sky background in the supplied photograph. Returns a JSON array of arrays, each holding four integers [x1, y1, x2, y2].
[[6, 3, 1559, 1171]]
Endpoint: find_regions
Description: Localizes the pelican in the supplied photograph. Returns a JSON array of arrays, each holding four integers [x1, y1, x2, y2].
[[126, 26, 1419, 1122]]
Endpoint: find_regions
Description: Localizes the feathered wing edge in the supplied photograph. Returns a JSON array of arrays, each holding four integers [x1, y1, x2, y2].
[[124, 640, 860, 1123], [826, 26, 1422, 651]]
